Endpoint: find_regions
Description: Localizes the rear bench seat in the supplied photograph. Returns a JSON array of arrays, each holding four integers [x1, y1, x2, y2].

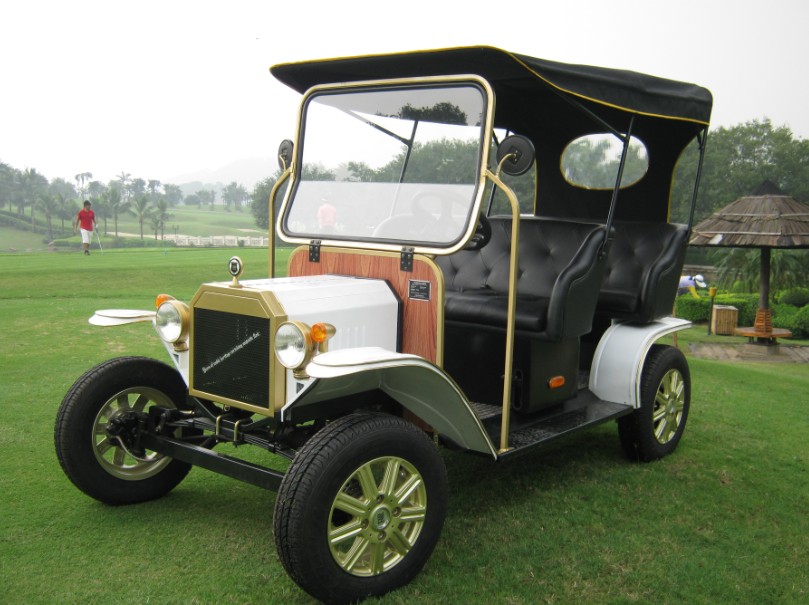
[[436, 217, 609, 342], [596, 221, 689, 322]]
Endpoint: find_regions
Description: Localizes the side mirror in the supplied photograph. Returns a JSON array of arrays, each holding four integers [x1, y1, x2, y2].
[[496, 135, 535, 176], [278, 139, 294, 171]]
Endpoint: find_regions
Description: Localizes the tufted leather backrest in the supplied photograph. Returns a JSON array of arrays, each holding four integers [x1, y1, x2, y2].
[[437, 217, 609, 340], [441, 218, 607, 297], [598, 221, 688, 322]]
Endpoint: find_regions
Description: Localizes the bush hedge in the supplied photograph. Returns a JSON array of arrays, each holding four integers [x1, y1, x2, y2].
[[675, 293, 809, 338], [675, 293, 757, 326], [779, 287, 809, 308]]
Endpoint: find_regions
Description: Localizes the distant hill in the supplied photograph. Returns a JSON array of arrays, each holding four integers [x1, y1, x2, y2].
[[168, 157, 276, 193]]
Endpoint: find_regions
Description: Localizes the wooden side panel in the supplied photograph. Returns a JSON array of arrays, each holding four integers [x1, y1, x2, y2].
[[288, 247, 444, 365]]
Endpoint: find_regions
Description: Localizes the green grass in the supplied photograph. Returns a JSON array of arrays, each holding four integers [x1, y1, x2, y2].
[[1, 251, 807, 604], [97, 206, 262, 238], [0, 225, 50, 252]]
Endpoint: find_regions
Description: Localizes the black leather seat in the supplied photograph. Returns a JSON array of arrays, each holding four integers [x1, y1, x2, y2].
[[437, 217, 609, 342], [597, 221, 689, 322]]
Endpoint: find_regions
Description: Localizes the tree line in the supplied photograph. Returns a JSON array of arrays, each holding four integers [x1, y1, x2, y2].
[[0, 165, 251, 241]]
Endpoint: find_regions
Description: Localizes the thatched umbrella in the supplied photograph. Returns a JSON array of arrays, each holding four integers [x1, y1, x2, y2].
[[690, 181, 809, 342]]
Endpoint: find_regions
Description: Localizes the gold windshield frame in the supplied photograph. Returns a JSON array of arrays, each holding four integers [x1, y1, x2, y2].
[[275, 75, 496, 257]]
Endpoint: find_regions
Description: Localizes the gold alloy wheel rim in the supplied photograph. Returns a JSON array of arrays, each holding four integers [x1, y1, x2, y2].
[[91, 387, 176, 480], [328, 456, 427, 577], [653, 369, 686, 445]]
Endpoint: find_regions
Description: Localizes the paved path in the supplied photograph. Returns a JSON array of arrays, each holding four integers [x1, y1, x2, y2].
[[687, 342, 809, 363]]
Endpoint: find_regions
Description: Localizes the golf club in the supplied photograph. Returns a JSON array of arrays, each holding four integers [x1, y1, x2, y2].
[[95, 229, 104, 254]]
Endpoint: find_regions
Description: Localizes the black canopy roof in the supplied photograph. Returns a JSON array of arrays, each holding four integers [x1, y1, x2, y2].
[[271, 46, 712, 125], [271, 46, 712, 224]]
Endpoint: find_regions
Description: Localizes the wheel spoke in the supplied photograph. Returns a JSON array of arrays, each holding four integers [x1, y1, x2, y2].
[[329, 519, 364, 546], [398, 505, 426, 523], [394, 473, 422, 504], [333, 491, 368, 517], [654, 418, 669, 441], [388, 526, 413, 556], [343, 536, 371, 572], [652, 404, 667, 423], [379, 458, 401, 496], [368, 541, 386, 575], [116, 394, 131, 412], [132, 393, 150, 413], [96, 436, 113, 455], [356, 464, 379, 501], [112, 446, 126, 466]]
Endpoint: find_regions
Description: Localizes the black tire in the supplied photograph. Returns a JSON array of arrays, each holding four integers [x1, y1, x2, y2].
[[55, 356, 193, 505], [618, 344, 691, 462], [274, 413, 448, 605]]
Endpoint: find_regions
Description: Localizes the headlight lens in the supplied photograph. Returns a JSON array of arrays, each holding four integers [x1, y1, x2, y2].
[[275, 321, 313, 369], [155, 300, 190, 344]]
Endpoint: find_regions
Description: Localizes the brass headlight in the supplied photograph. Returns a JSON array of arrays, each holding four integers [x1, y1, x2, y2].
[[155, 300, 190, 347], [274, 321, 314, 370]]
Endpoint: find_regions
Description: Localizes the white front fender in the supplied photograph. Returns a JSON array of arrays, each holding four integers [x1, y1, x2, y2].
[[282, 347, 498, 458]]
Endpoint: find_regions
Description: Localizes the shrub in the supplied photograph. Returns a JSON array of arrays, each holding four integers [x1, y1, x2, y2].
[[792, 306, 809, 339], [674, 292, 758, 326], [674, 295, 710, 322], [772, 303, 798, 332], [779, 287, 809, 308]]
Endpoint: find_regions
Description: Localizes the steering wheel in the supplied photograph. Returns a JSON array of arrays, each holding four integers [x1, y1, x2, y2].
[[465, 213, 492, 250]]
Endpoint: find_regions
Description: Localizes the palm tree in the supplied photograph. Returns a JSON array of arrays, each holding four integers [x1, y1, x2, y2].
[[104, 187, 128, 237], [153, 199, 172, 240], [147, 179, 162, 202], [74, 172, 93, 199], [0, 162, 14, 212], [36, 193, 60, 240], [20, 168, 48, 228], [131, 195, 153, 240], [116, 172, 131, 205], [48, 177, 77, 234]]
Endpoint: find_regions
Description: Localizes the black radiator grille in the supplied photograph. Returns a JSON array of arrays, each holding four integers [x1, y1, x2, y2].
[[192, 308, 271, 407]]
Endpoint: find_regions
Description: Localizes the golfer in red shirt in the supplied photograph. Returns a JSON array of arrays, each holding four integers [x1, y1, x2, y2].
[[74, 200, 97, 255]]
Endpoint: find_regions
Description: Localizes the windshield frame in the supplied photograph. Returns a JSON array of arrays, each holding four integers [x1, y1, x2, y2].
[[276, 75, 495, 255]]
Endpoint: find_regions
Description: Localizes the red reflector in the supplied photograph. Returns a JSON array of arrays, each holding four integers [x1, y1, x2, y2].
[[548, 376, 566, 389]]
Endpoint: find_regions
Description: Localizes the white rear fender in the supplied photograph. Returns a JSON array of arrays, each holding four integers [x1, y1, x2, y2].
[[282, 347, 498, 458], [589, 317, 691, 407]]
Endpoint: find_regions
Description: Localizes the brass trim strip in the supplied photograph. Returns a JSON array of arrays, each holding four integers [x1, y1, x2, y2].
[[486, 159, 522, 454], [268, 166, 292, 279]]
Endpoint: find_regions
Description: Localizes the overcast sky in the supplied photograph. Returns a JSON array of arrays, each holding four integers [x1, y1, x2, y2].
[[2, 0, 807, 187]]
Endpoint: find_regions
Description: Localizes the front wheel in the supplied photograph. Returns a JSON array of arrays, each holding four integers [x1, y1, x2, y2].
[[55, 356, 194, 505], [618, 344, 691, 462], [274, 413, 448, 604]]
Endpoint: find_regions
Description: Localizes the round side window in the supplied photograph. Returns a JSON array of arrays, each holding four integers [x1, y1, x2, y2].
[[561, 133, 648, 189]]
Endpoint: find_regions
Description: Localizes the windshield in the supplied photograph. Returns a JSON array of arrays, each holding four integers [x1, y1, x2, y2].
[[281, 81, 488, 249]]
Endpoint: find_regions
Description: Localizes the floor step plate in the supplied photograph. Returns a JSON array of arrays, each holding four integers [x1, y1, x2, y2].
[[473, 392, 632, 457]]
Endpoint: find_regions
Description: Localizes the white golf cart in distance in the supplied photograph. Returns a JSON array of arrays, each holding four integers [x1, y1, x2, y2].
[[55, 47, 712, 604]]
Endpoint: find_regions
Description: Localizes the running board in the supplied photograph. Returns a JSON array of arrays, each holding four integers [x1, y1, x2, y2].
[[472, 391, 633, 458]]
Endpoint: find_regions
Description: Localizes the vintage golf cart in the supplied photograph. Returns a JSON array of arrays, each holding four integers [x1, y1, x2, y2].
[[55, 47, 712, 604]]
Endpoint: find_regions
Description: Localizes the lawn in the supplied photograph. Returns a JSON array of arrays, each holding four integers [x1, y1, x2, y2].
[[1, 250, 807, 604]]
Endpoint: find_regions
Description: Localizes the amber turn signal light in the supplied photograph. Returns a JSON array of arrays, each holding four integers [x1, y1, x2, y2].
[[155, 293, 176, 309]]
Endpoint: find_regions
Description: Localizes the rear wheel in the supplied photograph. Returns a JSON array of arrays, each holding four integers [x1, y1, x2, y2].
[[55, 356, 193, 504], [618, 344, 690, 462], [274, 413, 448, 605]]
